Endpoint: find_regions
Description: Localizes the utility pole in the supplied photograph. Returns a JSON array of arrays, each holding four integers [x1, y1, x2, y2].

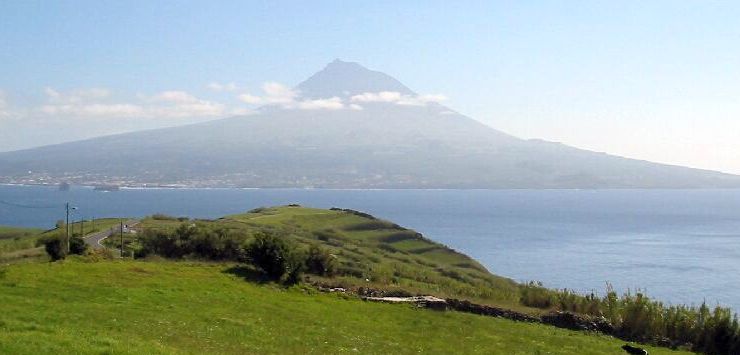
[[120, 220, 124, 257], [81, 218, 84, 236], [65, 203, 70, 253]]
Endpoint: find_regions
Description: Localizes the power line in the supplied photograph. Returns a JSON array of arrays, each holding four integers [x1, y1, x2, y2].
[[0, 200, 61, 209]]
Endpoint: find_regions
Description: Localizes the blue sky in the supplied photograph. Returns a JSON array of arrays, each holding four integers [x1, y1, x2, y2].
[[1, 1, 739, 173]]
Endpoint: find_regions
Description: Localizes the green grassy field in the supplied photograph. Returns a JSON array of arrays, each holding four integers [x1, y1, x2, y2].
[[0, 225, 45, 263], [0, 260, 693, 355], [0, 225, 43, 240]]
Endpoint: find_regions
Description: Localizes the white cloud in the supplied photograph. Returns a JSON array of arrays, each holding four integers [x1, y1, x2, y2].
[[296, 97, 344, 110], [45, 87, 110, 104], [237, 93, 265, 105], [238, 82, 346, 110], [37, 87, 229, 120], [152, 90, 200, 104], [237, 85, 447, 111], [237, 82, 298, 106], [40, 103, 144, 117], [350, 91, 402, 103], [206, 82, 238, 92], [400, 94, 448, 106], [350, 91, 446, 106]]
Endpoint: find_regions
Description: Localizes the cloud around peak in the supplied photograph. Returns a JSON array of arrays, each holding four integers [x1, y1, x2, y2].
[[237, 83, 446, 111], [350, 91, 447, 106]]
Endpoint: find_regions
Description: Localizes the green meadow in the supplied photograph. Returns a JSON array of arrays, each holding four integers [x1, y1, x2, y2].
[[0, 260, 691, 355]]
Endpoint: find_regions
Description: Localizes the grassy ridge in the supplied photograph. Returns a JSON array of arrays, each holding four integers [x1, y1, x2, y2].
[[0, 260, 692, 355], [132, 206, 522, 307]]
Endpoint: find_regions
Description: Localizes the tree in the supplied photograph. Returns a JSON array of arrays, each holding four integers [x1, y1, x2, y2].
[[244, 232, 305, 284], [37, 235, 66, 261], [305, 244, 336, 277], [69, 235, 88, 255]]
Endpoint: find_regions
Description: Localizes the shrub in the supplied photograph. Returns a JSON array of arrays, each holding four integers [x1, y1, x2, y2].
[[520, 282, 555, 309], [37, 235, 66, 261], [305, 245, 337, 277], [86, 248, 115, 262], [517, 283, 740, 354], [137, 223, 248, 261], [151, 213, 179, 221], [138, 228, 187, 258], [69, 236, 88, 255], [244, 232, 305, 284]]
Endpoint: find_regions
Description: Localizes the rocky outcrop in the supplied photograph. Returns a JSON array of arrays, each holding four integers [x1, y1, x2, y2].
[[444, 298, 540, 323]]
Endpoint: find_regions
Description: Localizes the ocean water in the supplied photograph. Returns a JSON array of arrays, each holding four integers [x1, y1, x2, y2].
[[2, 185, 739, 310]]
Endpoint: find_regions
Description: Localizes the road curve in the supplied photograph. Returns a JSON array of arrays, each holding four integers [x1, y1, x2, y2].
[[84, 219, 139, 250]]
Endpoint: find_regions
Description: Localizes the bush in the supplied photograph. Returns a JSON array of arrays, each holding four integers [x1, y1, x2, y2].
[[305, 245, 337, 277], [86, 248, 115, 262], [151, 213, 178, 221], [190, 227, 244, 260], [137, 223, 246, 261], [138, 228, 188, 258], [244, 232, 305, 284], [69, 236, 88, 255], [37, 235, 66, 261], [517, 283, 740, 354]]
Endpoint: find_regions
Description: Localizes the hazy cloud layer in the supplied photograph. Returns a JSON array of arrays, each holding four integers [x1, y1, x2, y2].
[[237, 84, 446, 111], [206, 82, 238, 92], [350, 91, 447, 106], [0, 84, 447, 128], [36, 87, 248, 121]]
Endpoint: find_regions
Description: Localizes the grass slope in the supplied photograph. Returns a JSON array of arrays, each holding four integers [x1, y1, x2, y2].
[[0, 260, 692, 355], [135, 206, 521, 307], [0, 225, 45, 263]]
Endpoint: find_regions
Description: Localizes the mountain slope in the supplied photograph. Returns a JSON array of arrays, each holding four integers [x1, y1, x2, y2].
[[0, 60, 738, 188]]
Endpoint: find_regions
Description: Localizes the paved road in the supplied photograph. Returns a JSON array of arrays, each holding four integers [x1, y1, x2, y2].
[[84, 219, 139, 250]]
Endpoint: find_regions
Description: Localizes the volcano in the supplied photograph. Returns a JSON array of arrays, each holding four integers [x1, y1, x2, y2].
[[1, 60, 738, 188]]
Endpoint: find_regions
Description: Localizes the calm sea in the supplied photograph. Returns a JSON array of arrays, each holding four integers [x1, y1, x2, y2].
[[2, 185, 739, 310]]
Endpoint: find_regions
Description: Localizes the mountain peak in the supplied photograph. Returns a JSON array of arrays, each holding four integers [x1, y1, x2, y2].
[[296, 60, 415, 99]]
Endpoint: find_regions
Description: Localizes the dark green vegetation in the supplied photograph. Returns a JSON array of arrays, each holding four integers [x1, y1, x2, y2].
[[0, 260, 691, 354], [35, 233, 88, 261], [521, 283, 740, 354]]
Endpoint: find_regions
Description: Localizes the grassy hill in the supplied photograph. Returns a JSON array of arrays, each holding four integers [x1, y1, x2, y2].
[[0, 260, 690, 355], [128, 205, 522, 307]]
